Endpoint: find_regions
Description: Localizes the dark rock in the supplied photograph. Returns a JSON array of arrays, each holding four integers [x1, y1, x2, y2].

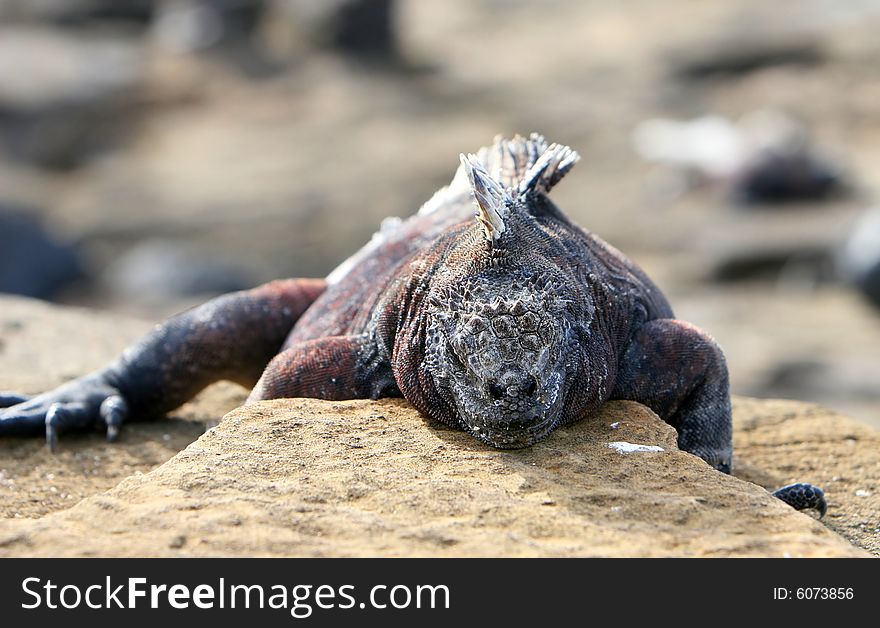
[[0, 1, 155, 29], [326, 0, 395, 59], [709, 247, 830, 283], [670, 38, 824, 82], [0, 206, 84, 299], [152, 0, 268, 53], [151, 0, 280, 77], [0, 101, 136, 171], [269, 0, 398, 62], [732, 149, 844, 205], [696, 197, 863, 285], [746, 359, 880, 414], [854, 263, 880, 309], [633, 111, 847, 205]]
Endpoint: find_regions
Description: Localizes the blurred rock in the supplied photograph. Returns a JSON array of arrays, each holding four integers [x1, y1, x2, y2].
[[101, 239, 253, 307], [732, 150, 842, 204], [838, 206, 880, 309], [632, 115, 745, 179], [667, 196, 852, 288], [0, 206, 84, 299], [748, 359, 880, 407], [0, 0, 155, 28], [152, 0, 266, 53], [151, 0, 282, 77], [152, 0, 399, 73], [709, 247, 830, 284], [265, 0, 398, 62], [0, 28, 143, 111], [731, 110, 843, 204], [0, 27, 145, 169], [670, 37, 824, 81], [0, 102, 137, 171], [696, 201, 861, 284], [633, 110, 846, 204]]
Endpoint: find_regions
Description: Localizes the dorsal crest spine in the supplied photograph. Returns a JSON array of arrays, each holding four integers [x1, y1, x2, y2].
[[460, 133, 580, 242], [460, 153, 511, 241], [518, 141, 580, 195]]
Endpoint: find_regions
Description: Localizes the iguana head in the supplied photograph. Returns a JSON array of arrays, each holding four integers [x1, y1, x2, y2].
[[424, 270, 580, 448], [421, 134, 585, 448]]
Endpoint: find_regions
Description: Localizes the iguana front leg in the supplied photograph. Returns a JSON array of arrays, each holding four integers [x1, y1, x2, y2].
[[611, 319, 733, 473], [612, 319, 826, 517], [247, 334, 398, 403], [0, 278, 325, 449]]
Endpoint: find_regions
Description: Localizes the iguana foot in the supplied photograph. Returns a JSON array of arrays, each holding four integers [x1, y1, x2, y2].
[[0, 377, 128, 451], [772, 482, 827, 518]]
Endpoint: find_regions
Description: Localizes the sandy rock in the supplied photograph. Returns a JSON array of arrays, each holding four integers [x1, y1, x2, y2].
[[732, 397, 880, 556], [0, 398, 865, 557], [0, 295, 873, 557], [0, 296, 244, 519]]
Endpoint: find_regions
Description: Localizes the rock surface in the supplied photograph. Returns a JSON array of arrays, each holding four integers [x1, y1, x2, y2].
[[0, 295, 876, 557], [0, 397, 867, 557], [0, 296, 243, 519], [733, 397, 880, 556]]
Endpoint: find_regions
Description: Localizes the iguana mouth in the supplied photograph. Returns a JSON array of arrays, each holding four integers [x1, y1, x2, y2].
[[464, 409, 562, 449]]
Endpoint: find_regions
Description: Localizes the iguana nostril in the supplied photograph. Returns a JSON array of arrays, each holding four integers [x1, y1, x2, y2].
[[487, 382, 505, 400], [487, 378, 537, 399]]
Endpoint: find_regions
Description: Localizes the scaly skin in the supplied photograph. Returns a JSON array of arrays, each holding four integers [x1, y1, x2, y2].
[[0, 133, 825, 517]]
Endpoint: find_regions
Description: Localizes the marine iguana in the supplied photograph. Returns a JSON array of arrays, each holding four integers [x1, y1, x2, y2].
[[0, 133, 825, 516]]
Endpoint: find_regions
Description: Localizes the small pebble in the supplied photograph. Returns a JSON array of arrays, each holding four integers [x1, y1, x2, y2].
[[608, 441, 665, 454]]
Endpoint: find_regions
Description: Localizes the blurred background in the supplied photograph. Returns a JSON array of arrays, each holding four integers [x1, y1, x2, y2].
[[1, 0, 880, 428]]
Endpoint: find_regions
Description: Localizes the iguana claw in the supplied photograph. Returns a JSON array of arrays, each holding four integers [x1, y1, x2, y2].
[[100, 395, 128, 443], [772, 482, 827, 518], [45, 402, 93, 453], [0, 377, 127, 451]]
